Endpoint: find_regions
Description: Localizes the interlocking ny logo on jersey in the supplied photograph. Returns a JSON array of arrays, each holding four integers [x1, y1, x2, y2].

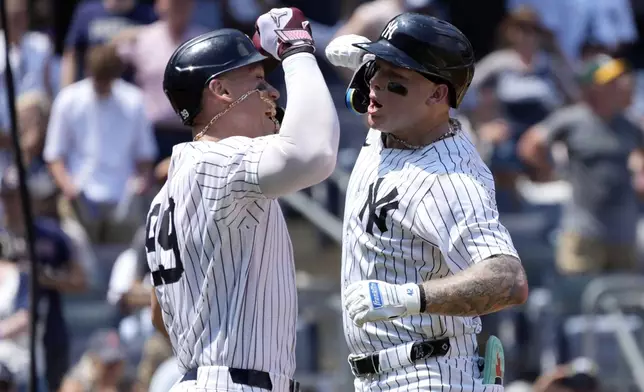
[[359, 177, 399, 235], [382, 20, 399, 40]]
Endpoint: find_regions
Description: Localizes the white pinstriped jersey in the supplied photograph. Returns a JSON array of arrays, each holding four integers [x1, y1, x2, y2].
[[145, 137, 297, 377], [342, 120, 519, 357]]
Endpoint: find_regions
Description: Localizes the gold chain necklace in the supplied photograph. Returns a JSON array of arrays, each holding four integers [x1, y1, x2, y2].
[[387, 121, 457, 149], [193, 88, 261, 141]]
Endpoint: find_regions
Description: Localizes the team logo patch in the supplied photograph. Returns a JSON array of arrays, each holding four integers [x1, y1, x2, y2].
[[275, 29, 313, 43], [382, 20, 399, 40], [359, 177, 399, 235], [270, 10, 288, 27], [369, 282, 383, 308]]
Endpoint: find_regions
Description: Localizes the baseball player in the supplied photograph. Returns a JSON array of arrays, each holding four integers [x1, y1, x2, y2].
[[145, 8, 339, 392], [325, 13, 529, 391]]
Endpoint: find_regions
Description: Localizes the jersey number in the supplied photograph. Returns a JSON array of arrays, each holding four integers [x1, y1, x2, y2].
[[146, 197, 184, 286]]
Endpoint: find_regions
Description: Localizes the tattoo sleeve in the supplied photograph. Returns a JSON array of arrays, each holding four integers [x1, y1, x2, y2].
[[419, 255, 528, 317]]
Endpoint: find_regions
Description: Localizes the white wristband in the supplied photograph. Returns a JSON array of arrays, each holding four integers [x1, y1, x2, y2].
[[398, 283, 422, 316]]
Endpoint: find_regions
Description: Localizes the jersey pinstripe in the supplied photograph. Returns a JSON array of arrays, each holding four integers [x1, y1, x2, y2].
[[145, 137, 297, 378], [341, 120, 519, 359]]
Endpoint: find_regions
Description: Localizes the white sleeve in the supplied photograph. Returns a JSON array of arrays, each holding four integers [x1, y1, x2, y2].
[[255, 53, 340, 199], [414, 173, 519, 273], [43, 91, 72, 162], [194, 53, 339, 206], [325, 34, 372, 71]]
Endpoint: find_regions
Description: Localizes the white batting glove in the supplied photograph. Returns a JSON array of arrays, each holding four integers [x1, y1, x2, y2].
[[325, 34, 375, 71], [253, 7, 315, 61], [344, 280, 422, 327]]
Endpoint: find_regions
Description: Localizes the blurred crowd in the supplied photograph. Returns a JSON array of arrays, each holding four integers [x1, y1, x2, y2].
[[1, 0, 644, 391]]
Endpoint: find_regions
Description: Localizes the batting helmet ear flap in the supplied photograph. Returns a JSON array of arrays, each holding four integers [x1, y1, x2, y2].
[[345, 87, 369, 115], [345, 60, 377, 115]]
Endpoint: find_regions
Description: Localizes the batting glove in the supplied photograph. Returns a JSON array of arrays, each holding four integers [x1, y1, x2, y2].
[[253, 7, 315, 61], [344, 280, 422, 327], [325, 34, 375, 70]]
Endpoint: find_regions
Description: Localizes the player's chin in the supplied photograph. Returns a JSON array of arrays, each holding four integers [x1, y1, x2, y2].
[[367, 113, 386, 129], [262, 117, 279, 135]]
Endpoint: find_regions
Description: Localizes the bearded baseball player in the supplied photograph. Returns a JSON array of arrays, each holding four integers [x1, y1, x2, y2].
[[145, 8, 339, 392], [326, 13, 529, 391]]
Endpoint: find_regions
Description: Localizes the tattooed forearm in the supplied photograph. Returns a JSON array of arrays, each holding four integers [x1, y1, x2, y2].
[[418, 255, 528, 317]]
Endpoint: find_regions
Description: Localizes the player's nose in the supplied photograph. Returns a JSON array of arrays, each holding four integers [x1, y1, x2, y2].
[[369, 70, 384, 91], [266, 83, 280, 101]]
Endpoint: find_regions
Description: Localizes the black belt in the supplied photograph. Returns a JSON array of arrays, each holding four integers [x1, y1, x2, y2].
[[349, 338, 451, 376], [181, 367, 300, 391]]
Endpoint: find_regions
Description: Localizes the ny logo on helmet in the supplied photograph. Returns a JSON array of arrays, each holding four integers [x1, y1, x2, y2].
[[180, 109, 189, 120], [382, 20, 399, 40]]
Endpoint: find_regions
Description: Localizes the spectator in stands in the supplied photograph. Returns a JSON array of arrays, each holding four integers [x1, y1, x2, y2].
[[14, 92, 58, 220], [518, 54, 644, 275], [329, 0, 446, 81], [0, 259, 46, 392], [60, 329, 126, 392], [14, 91, 98, 291], [465, 6, 582, 210], [334, 0, 445, 42], [0, 0, 56, 171], [0, 0, 56, 96], [44, 44, 157, 245], [61, 0, 156, 87], [114, 0, 207, 161], [0, 363, 16, 392], [220, 0, 267, 35], [465, 77, 528, 211], [507, 0, 638, 64], [471, 6, 579, 126], [107, 228, 153, 364], [134, 332, 173, 392], [189, 0, 223, 31], [0, 165, 88, 392]]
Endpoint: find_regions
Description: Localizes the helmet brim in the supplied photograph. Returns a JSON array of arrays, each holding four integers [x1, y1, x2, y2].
[[353, 40, 427, 75], [210, 51, 270, 79]]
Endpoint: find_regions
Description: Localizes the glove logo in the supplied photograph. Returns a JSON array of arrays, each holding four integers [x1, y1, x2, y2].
[[270, 10, 288, 28], [369, 282, 383, 309], [407, 288, 413, 296]]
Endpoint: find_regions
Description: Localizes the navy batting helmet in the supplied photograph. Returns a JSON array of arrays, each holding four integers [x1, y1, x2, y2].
[[163, 29, 270, 126], [346, 13, 475, 114]]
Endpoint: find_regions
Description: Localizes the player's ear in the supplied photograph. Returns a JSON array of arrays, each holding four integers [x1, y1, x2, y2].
[[207, 78, 233, 104], [426, 84, 449, 106]]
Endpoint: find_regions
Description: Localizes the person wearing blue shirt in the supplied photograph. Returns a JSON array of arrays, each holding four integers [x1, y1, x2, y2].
[[0, 166, 88, 392], [60, 0, 156, 87]]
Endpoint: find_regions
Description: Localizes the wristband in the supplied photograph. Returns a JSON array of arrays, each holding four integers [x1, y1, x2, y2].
[[418, 284, 427, 313], [282, 45, 315, 59]]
